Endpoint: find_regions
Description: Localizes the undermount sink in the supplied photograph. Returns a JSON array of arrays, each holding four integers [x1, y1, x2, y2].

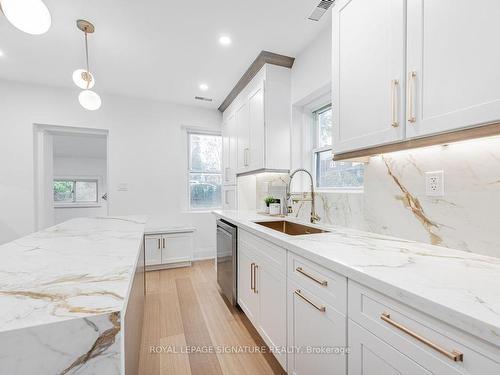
[[255, 220, 329, 236]]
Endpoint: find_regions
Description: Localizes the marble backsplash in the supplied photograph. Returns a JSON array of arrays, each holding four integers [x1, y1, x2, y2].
[[255, 137, 500, 258]]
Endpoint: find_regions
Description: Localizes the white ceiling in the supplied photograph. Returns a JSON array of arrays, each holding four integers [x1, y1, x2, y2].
[[0, 0, 331, 109], [53, 134, 107, 159]]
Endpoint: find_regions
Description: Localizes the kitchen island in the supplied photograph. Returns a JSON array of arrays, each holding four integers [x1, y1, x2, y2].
[[0, 216, 146, 374]]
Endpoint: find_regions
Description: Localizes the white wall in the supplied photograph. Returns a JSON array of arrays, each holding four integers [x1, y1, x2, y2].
[[0, 79, 222, 259], [53, 156, 108, 224]]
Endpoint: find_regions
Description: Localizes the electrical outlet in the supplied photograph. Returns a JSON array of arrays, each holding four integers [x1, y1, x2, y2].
[[425, 171, 444, 196]]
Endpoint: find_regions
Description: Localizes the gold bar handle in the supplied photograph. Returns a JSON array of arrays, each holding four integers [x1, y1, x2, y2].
[[157, 238, 161, 249], [296, 267, 328, 286], [381, 313, 463, 362], [250, 263, 255, 292], [244, 148, 250, 167], [253, 264, 258, 294], [391, 79, 399, 127], [294, 289, 326, 312], [162, 238, 165, 249], [407, 71, 417, 123]]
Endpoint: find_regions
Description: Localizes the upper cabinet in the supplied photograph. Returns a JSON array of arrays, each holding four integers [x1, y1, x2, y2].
[[222, 64, 291, 176], [406, 0, 500, 138], [333, 0, 500, 156], [333, 0, 406, 154]]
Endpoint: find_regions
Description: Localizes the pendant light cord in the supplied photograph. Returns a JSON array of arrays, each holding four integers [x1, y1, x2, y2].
[[84, 30, 90, 89]]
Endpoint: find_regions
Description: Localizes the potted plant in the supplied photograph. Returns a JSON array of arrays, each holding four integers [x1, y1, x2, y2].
[[264, 196, 275, 214]]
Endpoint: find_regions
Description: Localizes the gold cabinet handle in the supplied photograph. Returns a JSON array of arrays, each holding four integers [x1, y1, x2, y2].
[[253, 264, 258, 294], [296, 267, 328, 286], [391, 79, 399, 127], [162, 238, 165, 249], [381, 313, 463, 362], [244, 148, 250, 167], [250, 263, 255, 292], [157, 238, 161, 249], [294, 289, 326, 312], [407, 71, 417, 123]]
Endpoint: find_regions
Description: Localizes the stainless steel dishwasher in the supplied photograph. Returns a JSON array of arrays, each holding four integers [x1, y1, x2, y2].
[[216, 219, 237, 306]]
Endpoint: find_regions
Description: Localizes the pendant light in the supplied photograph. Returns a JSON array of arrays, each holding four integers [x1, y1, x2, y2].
[[76, 19, 101, 111], [0, 0, 51, 35]]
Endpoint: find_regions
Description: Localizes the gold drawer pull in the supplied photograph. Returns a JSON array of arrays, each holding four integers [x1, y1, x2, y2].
[[294, 289, 326, 312], [381, 313, 463, 362], [250, 263, 255, 292], [296, 267, 328, 286]]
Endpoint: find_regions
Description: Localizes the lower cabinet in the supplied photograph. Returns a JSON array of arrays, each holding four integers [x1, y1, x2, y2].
[[237, 230, 287, 370], [349, 319, 430, 375], [287, 279, 347, 375], [144, 230, 194, 270]]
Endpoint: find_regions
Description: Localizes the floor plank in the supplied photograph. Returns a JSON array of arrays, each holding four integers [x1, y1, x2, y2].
[[138, 260, 285, 375]]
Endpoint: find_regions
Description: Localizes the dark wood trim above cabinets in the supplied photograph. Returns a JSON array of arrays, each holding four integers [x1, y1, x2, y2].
[[218, 51, 295, 112], [333, 122, 500, 161]]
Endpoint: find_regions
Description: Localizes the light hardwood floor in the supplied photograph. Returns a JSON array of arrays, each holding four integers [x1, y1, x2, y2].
[[138, 260, 286, 375]]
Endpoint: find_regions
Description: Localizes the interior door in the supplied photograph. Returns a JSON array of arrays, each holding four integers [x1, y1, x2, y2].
[[406, 0, 500, 138], [144, 234, 162, 266], [332, 0, 405, 154], [248, 82, 265, 170]]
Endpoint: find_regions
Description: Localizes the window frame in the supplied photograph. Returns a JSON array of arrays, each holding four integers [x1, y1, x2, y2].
[[311, 104, 364, 193], [186, 130, 223, 211], [53, 176, 101, 208]]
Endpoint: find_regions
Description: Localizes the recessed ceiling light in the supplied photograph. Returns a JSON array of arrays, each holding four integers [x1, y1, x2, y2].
[[199, 83, 209, 91], [218, 35, 231, 46]]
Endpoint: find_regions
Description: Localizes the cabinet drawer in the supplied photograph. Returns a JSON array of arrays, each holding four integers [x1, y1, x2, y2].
[[239, 230, 286, 274], [288, 252, 347, 315], [348, 281, 500, 374]]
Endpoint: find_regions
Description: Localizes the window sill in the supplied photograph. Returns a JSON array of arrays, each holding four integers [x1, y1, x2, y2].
[[54, 203, 102, 209]]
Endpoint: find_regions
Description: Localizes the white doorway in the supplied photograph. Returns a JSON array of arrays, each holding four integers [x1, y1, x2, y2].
[[33, 125, 109, 230]]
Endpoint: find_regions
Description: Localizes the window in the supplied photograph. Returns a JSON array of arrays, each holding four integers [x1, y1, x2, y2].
[[53, 179, 98, 204], [312, 105, 364, 190], [188, 131, 222, 209]]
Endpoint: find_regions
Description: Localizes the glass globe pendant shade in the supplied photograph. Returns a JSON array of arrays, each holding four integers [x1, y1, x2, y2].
[[78, 90, 102, 111], [72, 69, 95, 89], [0, 0, 51, 35]]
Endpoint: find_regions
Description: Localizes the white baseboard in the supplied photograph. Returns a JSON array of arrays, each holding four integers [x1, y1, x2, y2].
[[193, 247, 215, 261]]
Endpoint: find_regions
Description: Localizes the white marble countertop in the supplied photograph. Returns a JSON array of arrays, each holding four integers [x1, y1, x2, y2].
[[214, 210, 500, 348], [0, 216, 146, 333]]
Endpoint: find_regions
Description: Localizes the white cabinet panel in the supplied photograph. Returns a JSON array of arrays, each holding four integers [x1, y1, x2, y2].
[[349, 319, 432, 375], [287, 280, 347, 375], [237, 242, 259, 325], [223, 113, 237, 185], [248, 83, 265, 170], [333, 0, 405, 153], [406, 0, 500, 138], [236, 102, 250, 171], [162, 233, 193, 264], [258, 262, 287, 369], [144, 234, 162, 266], [222, 185, 236, 210]]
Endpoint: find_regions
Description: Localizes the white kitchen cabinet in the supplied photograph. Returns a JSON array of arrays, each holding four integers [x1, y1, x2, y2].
[[406, 0, 500, 138], [237, 230, 287, 370], [144, 230, 194, 270], [287, 280, 347, 375], [349, 320, 431, 375], [222, 185, 236, 210], [333, 0, 500, 156], [332, 0, 405, 154], [223, 63, 291, 175], [144, 234, 162, 266], [222, 112, 237, 185]]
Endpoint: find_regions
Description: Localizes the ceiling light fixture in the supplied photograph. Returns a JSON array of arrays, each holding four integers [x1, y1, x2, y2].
[[75, 19, 101, 111], [218, 35, 231, 46], [199, 83, 209, 91], [0, 0, 51, 35], [0, 49, 4, 57]]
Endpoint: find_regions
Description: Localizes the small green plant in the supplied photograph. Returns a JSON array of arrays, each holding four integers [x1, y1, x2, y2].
[[264, 196, 275, 207]]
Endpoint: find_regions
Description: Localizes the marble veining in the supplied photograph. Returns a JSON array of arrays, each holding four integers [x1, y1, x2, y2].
[[214, 210, 500, 348], [0, 216, 146, 374]]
